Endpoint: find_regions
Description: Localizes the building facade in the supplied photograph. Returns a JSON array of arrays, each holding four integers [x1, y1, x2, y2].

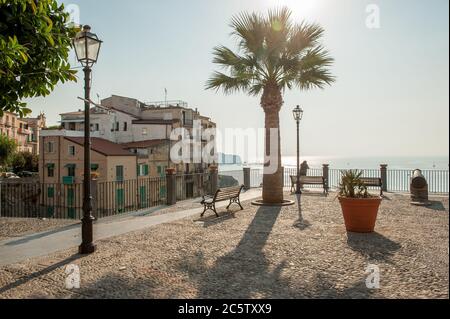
[[0, 111, 46, 154], [58, 94, 217, 176]]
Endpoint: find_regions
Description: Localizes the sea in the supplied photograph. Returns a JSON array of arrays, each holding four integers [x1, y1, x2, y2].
[[219, 155, 449, 172]]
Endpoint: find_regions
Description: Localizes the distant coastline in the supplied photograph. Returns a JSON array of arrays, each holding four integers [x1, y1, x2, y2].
[[219, 155, 449, 171]]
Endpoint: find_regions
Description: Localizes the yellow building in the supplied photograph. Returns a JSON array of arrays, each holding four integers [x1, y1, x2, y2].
[[0, 111, 46, 154]]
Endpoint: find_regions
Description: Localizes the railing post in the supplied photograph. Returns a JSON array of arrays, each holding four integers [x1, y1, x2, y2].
[[380, 164, 388, 193], [210, 165, 218, 194], [243, 167, 251, 190], [91, 179, 98, 219], [166, 168, 177, 206], [323, 164, 330, 191]]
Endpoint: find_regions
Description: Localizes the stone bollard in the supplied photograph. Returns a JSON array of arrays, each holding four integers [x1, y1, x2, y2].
[[166, 168, 177, 206], [380, 164, 388, 193], [209, 165, 218, 194], [323, 164, 330, 192], [410, 169, 430, 205], [243, 167, 251, 190]]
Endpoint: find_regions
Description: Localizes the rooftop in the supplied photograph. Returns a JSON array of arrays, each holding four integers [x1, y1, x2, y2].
[[121, 139, 169, 149], [65, 137, 136, 157]]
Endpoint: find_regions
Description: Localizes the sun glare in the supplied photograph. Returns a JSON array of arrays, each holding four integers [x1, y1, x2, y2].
[[266, 0, 320, 19]]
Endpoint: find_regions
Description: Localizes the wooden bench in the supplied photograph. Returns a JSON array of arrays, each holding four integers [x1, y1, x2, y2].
[[360, 177, 383, 196], [290, 175, 329, 195], [201, 185, 244, 217]]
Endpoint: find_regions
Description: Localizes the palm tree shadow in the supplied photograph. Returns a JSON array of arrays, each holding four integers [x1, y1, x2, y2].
[[185, 206, 298, 298], [346, 232, 401, 263], [426, 201, 447, 212], [293, 194, 311, 230], [0, 254, 81, 295]]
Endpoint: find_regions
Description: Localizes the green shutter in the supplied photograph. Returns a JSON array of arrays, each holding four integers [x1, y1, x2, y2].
[[140, 186, 147, 208], [116, 188, 124, 212], [137, 164, 140, 176], [144, 165, 149, 176], [47, 187, 55, 198], [67, 188, 74, 206]]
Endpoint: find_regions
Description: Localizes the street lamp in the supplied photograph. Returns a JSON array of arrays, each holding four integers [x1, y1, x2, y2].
[[293, 105, 304, 195], [73, 25, 102, 254]]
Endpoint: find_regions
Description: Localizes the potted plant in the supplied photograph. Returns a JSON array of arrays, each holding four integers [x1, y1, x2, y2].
[[338, 170, 382, 233], [90, 171, 100, 180]]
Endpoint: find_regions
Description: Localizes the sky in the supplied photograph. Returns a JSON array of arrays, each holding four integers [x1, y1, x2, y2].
[[25, 0, 449, 158]]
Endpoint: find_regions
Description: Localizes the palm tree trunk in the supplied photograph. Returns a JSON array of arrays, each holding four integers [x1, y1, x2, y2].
[[261, 84, 284, 204]]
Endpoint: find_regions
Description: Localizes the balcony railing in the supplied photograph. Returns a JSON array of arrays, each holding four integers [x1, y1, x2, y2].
[[18, 128, 32, 135]]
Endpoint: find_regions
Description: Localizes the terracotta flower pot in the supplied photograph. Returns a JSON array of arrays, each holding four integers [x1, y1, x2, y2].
[[338, 197, 382, 233], [166, 167, 176, 175]]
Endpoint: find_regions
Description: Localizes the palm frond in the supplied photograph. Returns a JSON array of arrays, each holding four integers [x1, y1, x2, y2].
[[206, 7, 335, 95], [205, 71, 252, 95], [287, 22, 324, 56]]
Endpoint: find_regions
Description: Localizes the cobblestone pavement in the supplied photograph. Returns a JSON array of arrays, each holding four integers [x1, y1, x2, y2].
[[0, 192, 448, 299]]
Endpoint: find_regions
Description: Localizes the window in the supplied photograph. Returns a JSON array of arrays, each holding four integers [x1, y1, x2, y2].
[[137, 164, 149, 176], [67, 164, 76, 177], [47, 164, 55, 177], [68, 145, 76, 156], [47, 187, 55, 198], [142, 128, 148, 135], [124, 122, 128, 131], [116, 165, 124, 181], [116, 122, 120, 131], [91, 164, 99, 171], [47, 142, 55, 153], [96, 123, 100, 131], [157, 165, 166, 177]]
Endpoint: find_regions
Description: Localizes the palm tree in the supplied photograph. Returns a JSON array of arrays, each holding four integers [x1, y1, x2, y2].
[[206, 7, 335, 204]]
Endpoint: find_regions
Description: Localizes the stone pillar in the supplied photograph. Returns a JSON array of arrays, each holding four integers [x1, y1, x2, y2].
[[166, 168, 177, 206], [281, 166, 285, 188], [380, 164, 388, 193], [210, 165, 218, 194], [243, 167, 251, 190], [323, 164, 330, 191]]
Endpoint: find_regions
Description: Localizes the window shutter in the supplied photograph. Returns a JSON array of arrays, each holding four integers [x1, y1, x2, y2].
[[144, 165, 149, 176]]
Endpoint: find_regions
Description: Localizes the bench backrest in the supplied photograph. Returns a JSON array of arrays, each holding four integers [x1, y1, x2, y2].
[[290, 175, 325, 184], [360, 177, 382, 187], [213, 185, 244, 202]]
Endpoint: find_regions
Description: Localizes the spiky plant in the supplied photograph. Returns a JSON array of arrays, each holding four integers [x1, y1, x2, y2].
[[338, 170, 370, 198]]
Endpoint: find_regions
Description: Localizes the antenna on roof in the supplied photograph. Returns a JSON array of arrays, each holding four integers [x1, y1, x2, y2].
[[164, 88, 168, 107]]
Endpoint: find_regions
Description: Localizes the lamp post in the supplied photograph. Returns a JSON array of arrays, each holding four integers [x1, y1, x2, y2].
[[292, 105, 304, 195], [73, 25, 102, 254]]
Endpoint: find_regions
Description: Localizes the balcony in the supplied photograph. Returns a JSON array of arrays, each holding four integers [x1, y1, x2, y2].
[[18, 127, 31, 135], [4, 121, 12, 127]]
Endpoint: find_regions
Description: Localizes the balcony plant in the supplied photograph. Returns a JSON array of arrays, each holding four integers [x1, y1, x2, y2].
[[338, 170, 382, 233], [91, 171, 100, 180]]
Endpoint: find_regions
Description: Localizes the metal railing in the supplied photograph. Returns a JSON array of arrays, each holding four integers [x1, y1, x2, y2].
[[175, 173, 211, 201], [95, 177, 166, 218], [0, 177, 167, 220], [247, 167, 449, 194]]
